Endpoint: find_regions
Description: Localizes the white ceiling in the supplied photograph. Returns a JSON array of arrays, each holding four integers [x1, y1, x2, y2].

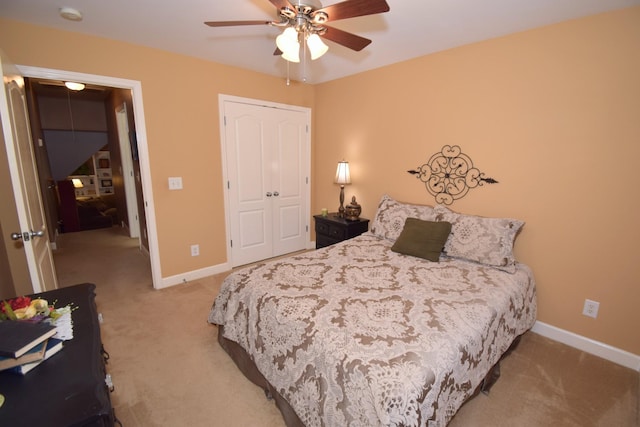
[[1, 0, 638, 84]]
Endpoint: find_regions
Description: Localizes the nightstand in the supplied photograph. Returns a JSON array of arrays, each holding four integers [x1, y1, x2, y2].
[[314, 213, 369, 249]]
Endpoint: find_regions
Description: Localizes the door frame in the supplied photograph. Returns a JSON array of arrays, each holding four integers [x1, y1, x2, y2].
[[17, 65, 162, 289], [219, 94, 313, 267]]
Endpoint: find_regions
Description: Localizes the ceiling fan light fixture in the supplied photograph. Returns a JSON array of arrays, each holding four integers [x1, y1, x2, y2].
[[281, 47, 300, 63], [307, 33, 328, 60], [64, 81, 85, 91], [276, 27, 298, 52], [277, 27, 301, 63]]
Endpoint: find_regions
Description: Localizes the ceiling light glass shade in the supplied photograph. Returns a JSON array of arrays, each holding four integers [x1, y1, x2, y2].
[[281, 48, 300, 63], [65, 81, 85, 91], [276, 27, 300, 62], [307, 33, 328, 60], [334, 161, 351, 185]]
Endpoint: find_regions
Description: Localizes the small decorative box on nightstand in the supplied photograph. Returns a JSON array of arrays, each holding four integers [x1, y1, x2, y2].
[[314, 213, 369, 249]]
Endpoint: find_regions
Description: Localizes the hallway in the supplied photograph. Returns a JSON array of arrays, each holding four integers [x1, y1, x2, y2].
[[53, 226, 151, 293]]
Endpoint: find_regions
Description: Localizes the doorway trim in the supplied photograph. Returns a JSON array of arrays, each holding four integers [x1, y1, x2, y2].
[[17, 65, 162, 289]]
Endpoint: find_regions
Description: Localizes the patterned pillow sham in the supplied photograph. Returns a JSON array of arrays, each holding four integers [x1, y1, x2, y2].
[[370, 195, 437, 242], [434, 205, 524, 273]]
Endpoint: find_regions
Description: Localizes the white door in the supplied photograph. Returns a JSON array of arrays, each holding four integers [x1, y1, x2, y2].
[[0, 51, 58, 293], [222, 99, 309, 267], [115, 103, 140, 240]]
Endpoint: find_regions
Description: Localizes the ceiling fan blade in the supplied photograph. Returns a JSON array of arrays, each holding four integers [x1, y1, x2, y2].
[[268, 0, 295, 11], [321, 25, 371, 51], [315, 0, 390, 22], [205, 20, 272, 27]]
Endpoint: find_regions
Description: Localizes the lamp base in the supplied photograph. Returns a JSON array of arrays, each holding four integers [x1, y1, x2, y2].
[[338, 185, 345, 217]]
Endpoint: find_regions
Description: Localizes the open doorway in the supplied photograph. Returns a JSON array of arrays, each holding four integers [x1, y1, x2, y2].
[[24, 77, 149, 283], [15, 65, 161, 289]]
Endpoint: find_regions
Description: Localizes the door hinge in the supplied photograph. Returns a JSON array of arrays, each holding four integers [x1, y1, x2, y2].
[[306, 225, 308, 232], [306, 177, 308, 184], [230, 240, 233, 248], [227, 181, 230, 189]]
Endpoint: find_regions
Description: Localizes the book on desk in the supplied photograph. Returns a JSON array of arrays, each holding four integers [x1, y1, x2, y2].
[[6, 338, 64, 375], [0, 340, 48, 371], [0, 320, 57, 358]]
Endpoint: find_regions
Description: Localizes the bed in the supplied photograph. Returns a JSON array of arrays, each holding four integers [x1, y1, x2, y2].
[[208, 195, 537, 426]]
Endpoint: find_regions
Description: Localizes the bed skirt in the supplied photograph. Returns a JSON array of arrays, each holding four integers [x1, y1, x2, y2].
[[217, 325, 522, 426], [218, 325, 306, 427]]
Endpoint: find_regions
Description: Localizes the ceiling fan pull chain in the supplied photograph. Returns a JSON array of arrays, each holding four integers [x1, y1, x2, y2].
[[302, 32, 307, 83], [286, 60, 290, 86]]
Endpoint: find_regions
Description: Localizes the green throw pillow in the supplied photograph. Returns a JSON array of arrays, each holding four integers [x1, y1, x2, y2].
[[391, 218, 452, 261]]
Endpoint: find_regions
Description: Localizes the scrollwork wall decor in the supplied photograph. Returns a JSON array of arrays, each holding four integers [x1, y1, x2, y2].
[[408, 145, 497, 205]]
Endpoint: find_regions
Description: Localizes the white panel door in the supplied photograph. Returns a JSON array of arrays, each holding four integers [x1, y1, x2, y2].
[[272, 109, 307, 257], [0, 51, 58, 293], [223, 99, 309, 267], [226, 103, 272, 265]]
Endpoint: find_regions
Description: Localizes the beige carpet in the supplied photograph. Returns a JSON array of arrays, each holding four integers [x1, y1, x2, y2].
[[53, 227, 639, 427]]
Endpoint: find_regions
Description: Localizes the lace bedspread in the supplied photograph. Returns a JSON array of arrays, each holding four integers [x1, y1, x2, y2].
[[208, 233, 537, 426]]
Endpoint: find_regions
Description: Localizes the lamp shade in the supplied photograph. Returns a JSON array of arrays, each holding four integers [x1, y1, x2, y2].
[[307, 33, 328, 60], [71, 178, 84, 188], [334, 161, 351, 185], [276, 27, 300, 63]]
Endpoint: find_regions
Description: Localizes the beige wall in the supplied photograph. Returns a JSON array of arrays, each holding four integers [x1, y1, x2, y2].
[[314, 7, 640, 355], [0, 18, 315, 280], [1, 7, 638, 355]]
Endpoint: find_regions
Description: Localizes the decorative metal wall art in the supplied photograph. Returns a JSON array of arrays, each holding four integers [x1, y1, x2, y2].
[[408, 145, 497, 205]]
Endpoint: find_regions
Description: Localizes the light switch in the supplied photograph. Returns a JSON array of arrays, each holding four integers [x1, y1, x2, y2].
[[168, 177, 183, 190]]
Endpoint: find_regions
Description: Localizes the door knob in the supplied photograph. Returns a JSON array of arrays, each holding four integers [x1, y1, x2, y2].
[[10, 230, 44, 241], [266, 192, 272, 197], [30, 230, 45, 238], [273, 191, 279, 197], [11, 232, 25, 241]]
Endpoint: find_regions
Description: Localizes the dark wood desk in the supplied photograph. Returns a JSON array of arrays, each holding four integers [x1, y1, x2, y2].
[[0, 283, 114, 426]]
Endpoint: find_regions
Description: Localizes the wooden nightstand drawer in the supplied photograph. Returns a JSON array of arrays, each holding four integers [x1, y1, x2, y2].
[[315, 221, 330, 236], [313, 214, 369, 249], [327, 223, 346, 239]]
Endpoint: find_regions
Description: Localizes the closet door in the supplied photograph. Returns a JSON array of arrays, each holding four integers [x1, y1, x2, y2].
[[223, 100, 309, 267]]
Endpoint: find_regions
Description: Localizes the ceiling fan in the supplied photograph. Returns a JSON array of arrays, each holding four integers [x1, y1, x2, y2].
[[205, 0, 390, 63]]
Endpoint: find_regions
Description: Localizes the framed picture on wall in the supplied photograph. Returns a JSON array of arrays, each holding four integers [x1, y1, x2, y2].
[[98, 158, 110, 168], [101, 179, 112, 187]]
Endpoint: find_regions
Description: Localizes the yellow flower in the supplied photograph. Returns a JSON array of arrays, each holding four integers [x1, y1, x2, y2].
[[30, 298, 49, 313], [14, 305, 36, 319]]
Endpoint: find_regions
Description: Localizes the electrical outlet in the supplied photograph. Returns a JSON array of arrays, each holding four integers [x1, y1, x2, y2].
[[190, 244, 199, 257], [582, 299, 599, 318]]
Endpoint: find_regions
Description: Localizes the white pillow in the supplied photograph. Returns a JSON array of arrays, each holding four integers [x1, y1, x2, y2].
[[434, 205, 524, 272], [370, 195, 437, 242]]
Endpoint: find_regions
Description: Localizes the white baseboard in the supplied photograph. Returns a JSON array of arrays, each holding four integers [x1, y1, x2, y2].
[[158, 262, 230, 289], [532, 321, 640, 372]]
